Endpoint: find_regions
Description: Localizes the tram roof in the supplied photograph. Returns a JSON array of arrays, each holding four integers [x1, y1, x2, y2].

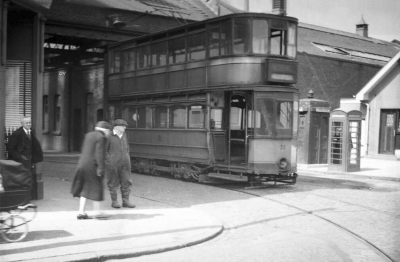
[[107, 12, 299, 48]]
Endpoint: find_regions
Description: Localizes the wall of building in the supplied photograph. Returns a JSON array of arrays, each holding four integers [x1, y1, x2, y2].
[[7, 16, 33, 60], [42, 64, 105, 152], [297, 53, 382, 109], [367, 65, 400, 156], [42, 69, 69, 151], [69, 64, 105, 152]]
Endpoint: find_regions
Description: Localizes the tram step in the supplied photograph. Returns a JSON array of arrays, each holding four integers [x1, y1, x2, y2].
[[207, 173, 248, 182]]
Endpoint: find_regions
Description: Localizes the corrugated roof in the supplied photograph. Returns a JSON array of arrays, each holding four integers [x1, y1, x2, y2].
[[42, 0, 216, 32]]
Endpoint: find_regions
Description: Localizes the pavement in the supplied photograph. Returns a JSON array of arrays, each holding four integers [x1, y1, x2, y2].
[[1, 152, 399, 262]]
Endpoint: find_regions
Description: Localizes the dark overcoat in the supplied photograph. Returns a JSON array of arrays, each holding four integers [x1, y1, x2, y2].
[[70, 130, 107, 201], [7, 127, 43, 164]]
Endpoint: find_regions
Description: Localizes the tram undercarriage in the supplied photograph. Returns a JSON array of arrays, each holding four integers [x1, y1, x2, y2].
[[131, 157, 298, 187]]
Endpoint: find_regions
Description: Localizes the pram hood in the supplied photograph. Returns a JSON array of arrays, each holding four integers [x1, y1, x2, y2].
[[0, 160, 31, 190]]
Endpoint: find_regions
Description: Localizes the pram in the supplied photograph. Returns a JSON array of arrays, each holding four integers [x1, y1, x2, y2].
[[0, 160, 37, 243]]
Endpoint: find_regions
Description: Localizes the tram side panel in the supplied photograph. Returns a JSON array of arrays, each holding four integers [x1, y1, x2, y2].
[[126, 129, 211, 164], [248, 138, 297, 174]]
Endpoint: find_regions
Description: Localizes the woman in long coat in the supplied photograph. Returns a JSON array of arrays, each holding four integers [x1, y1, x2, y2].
[[70, 121, 111, 219]]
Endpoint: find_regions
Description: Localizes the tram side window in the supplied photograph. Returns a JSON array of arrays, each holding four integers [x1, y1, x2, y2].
[[170, 105, 186, 129], [233, 18, 250, 54], [137, 106, 153, 128], [127, 107, 137, 128], [252, 19, 269, 54], [189, 105, 205, 129], [151, 41, 167, 66], [168, 37, 186, 64], [188, 32, 206, 61], [211, 108, 223, 129], [154, 106, 168, 128]]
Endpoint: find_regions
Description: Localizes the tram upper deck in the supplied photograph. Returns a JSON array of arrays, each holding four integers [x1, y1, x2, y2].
[[107, 13, 298, 98]]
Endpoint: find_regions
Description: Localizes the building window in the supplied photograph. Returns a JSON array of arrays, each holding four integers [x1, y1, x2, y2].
[[97, 109, 103, 122], [86, 93, 94, 132], [43, 95, 49, 131], [54, 95, 61, 132]]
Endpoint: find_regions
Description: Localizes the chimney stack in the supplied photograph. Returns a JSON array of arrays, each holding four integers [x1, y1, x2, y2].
[[356, 16, 368, 37], [272, 0, 287, 16]]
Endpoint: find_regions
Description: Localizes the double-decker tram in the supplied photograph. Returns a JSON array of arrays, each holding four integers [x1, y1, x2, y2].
[[106, 13, 299, 186]]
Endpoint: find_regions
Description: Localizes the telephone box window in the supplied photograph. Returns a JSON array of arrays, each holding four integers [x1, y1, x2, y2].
[[331, 122, 343, 164]]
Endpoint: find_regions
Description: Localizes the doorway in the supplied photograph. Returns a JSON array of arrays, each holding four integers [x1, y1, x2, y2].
[[309, 112, 329, 164], [379, 110, 399, 154], [229, 93, 248, 166]]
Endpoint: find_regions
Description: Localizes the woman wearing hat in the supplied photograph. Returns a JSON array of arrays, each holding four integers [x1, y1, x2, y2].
[[70, 121, 111, 219]]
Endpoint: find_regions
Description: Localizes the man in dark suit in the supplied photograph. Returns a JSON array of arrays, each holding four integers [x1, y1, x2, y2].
[[7, 116, 43, 200]]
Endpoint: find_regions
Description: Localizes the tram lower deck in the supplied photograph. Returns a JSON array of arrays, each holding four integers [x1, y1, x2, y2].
[[121, 89, 298, 186]]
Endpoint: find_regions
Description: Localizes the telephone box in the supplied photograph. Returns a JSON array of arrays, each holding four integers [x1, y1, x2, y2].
[[328, 109, 362, 172], [298, 97, 330, 165]]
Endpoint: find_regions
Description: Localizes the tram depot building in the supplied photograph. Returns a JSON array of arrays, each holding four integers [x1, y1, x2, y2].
[[1, 0, 400, 162]]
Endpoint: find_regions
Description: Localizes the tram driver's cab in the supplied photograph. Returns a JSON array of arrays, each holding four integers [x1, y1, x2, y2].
[[210, 91, 298, 173]]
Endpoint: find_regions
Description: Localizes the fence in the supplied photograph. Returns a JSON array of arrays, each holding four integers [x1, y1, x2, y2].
[[4, 127, 17, 159]]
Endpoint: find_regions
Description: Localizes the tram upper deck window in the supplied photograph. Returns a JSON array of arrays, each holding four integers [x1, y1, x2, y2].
[[168, 37, 186, 64], [121, 49, 136, 72], [151, 41, 167, 66], [233, 18, 250, 54], [137, 45, 151, 69], [270, 20, 297, 58], [114, 51, 121, 73], [188, 32, 206, 61], [287, 22, 297, 58], [208, 20, 232, 57], [252, 19, 269, 54]]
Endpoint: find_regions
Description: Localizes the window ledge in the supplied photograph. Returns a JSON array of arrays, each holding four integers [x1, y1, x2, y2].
[[52, 131, 62, 136]]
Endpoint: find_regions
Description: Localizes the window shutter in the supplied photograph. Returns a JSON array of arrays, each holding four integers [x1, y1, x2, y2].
[[5, 61, 32, 129]]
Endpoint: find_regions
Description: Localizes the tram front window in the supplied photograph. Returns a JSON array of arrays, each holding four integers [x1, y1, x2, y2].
[[254, 98, 293, 137]]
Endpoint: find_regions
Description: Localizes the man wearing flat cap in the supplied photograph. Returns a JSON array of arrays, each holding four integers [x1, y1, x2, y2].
[[105, 119, 135, 208]]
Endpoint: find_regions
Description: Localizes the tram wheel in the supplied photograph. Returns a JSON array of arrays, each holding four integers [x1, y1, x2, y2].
[[1, 215, 28, 243]]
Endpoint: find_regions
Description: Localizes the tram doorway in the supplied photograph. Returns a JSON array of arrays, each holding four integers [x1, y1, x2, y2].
[[229, 93, 249, 167]]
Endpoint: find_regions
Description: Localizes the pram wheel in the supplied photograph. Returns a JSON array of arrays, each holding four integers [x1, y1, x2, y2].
[[1, 215, 28, 242]]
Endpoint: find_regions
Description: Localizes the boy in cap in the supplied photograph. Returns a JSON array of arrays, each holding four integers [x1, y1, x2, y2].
[[106, 119, 135, 208]]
